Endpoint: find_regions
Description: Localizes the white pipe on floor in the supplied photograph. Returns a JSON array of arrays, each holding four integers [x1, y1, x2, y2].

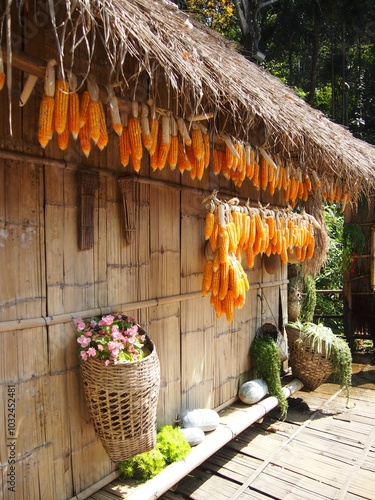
[[126, 378, 303, 500]]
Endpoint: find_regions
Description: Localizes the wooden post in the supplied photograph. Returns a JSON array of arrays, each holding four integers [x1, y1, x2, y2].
[[371, 225, 375, 291]]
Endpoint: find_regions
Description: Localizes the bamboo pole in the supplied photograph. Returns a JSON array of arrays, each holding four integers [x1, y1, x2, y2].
[[77, 379, 302, 500], [0, 281, 288, 333]]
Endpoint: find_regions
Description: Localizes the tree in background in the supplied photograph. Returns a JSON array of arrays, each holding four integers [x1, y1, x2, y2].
[[181, 0, 375, 144]]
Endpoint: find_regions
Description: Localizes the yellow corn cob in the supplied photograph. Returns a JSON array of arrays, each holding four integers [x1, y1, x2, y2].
[[223, 289, 234, 322], [211, 268, 220, 297], [88, 99, 101, 144], [219, 262, 230, 300], [225, 143, 234, 169], [203, 132, 210, 168], [119, 126, 130, 167], [38, 93, 55, 148], [227, 221, 238, 252], [191, 126, 204, 161], [212, 293, 223, 318], [196, 157, 205, 180], [156, 136, 170, 170], [260, 157, 269, 190], [202, 259, 214, 295], [79, 122, 91, 158], [108, 91, 123, 137], [68, 91, 80, 140], [177, 141, 192, 173], [246, 244, 255, 268], [132, 157, 142, 173], [167, 135, 178, 170], [307, 235, 315, 259], [79, 90, 91, 129], [280, 236, 288, 263], [212, 249, 221, 273], [252, 163, 260, 190], [54, 78, 69, 135], [213, 148, 223, 175], [205, 212, 215, 240], [128, 116, 143, 160], [0, 72, 5, 91], [57, 122, 69, 150], [218, 229, 229, 264], [149, 118, 160, 156], [96, 100, 108, 150], [209, 222, 219, 252]]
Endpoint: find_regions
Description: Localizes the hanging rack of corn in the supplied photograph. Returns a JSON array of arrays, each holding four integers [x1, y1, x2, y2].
[[201, 191, 321, 322], [31, 60, 350, 213]]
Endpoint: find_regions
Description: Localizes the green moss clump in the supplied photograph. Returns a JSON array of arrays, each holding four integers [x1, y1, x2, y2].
[[119, 448, 166, 482], [156, 425, 191, 464], [119, 425, 191, 482], [251, 335, 288, 418]]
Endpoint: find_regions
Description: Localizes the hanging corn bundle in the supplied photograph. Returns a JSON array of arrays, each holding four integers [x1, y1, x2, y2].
[[67, 71, 80, 140], [202, 192, 320, 322]]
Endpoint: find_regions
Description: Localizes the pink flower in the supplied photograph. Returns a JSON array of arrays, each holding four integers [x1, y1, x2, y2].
[[74, 318, 86, 332], [97, 344, 104, 351], [98, 314, 115, 326], [111, 329, 124, 341], [104, 360, 110, 366], [77, 335, 91, 348], [80, 351, 88, 361], [87, 347, 96, 357]]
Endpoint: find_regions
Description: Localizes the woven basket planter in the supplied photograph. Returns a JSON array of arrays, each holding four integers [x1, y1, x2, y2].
[[285, 325, 333, 391], [80, 335, 160, 462]]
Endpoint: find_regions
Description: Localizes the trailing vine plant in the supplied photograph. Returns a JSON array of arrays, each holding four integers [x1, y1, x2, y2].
[[251, 334, 288, 418]]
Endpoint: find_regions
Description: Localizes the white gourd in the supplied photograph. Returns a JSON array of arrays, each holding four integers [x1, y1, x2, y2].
[[238, 379, 268, 405], [179, 409, 220, 432], [179, 427, 205, 446]]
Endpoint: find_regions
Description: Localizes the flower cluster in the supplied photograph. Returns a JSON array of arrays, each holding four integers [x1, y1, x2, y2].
[[74, 314, 148, 365]]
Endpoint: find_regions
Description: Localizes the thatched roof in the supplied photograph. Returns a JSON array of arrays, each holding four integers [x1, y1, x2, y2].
[[6, 0, 375, 200]]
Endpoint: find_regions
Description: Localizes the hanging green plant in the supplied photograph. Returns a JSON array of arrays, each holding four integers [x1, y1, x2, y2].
[[300, 275, 317, 323], [250, 335, 288, 418]]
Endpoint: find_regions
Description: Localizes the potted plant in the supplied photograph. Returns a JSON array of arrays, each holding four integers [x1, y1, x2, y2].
[[73, 313, 160, 462], [286, 321, 352, 394]]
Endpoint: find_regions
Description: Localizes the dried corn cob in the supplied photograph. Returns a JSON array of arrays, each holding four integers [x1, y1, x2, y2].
[[97, 100, 108, 150], [219, 262, 230, 300], [167, 135, 179, 170], [79, 91, 91, 129], [68, 91, 80, 140], [38, 93, 55, 148], [88, 99, 102, 144], [79, 122, 91, 158], [57, 122, 69, 150], [202, 259, 214, 295], [191, 124, 204, 161], [119, 126, 130, 167], [203, 132, 210, 168], [177, 141, 192, 174], [128, 116, 143, 160], [205, 211, 215, 240], [54, 78, 70, 135], [0, 72, 4, 91]]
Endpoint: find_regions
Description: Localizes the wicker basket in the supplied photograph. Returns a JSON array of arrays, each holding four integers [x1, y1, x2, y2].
[[285, 325, 333, 391], [80, 335, 160, 462]]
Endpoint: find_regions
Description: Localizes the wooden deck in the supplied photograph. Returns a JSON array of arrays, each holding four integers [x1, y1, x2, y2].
[[86, 358, 375, 500]]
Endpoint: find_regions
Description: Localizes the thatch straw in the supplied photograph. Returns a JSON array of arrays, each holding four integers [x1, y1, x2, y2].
[[6, 0, 375, 199]]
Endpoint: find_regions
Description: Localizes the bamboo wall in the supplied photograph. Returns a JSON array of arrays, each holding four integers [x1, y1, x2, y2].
[[0, 9, 287, 499]]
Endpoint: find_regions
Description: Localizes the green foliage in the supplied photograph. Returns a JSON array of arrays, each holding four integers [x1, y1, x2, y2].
[[155, 425, 191, 464], [251, 335, 288, 418], [291, 321, 352, 395], [342, 223, 365, 270], [300, 275, 317, 323], [119, 448, 166, 482], [315, 205, 344, 334], [119, 425, 191, 482], [331, 336, 352, 394]]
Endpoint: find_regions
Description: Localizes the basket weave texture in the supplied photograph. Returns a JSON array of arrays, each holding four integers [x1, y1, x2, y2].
[[286, 325, 333, 391], [80, 335, 160, 462]]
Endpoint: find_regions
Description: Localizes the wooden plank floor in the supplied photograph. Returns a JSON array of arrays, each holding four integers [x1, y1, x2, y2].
[[87, 358, 375, 500]]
